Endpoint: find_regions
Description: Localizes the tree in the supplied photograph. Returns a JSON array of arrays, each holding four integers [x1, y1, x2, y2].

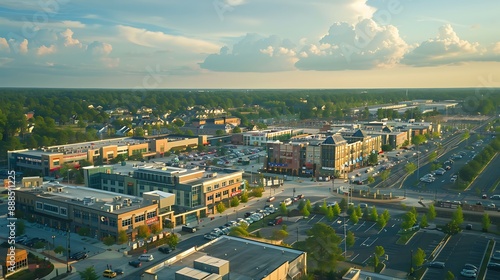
[[304, 223, 342, 271], [150, 223, 162, 234], [240, 191, 248, 203], [375, 246, 385, 257], [367, 176, 375, 184], [381, 144, 393, 151], [280, 202, 288, 216], [381, 209, 390, 223], [401, 211, 417, 230], [215, 129, 225, 136], [166, 233, 179, 249], [412, 248, 426, 268], [419, 214, 428, 228], [230, 196, 240, 207], [297, 199, 306, 211], [117, 230, 128, 244], [452, 206, 464, 225], [346, 231, 355, 248], [339, 198, 348, 212], [350, 211, 359, 224], [302, 207, 310, 217], [272, 229, 289, 240], [327, 206, 334, 221], [54, 245, 65, 254], [355, 205, 362, 218], [379, 170, 391, 186], [251, 187, 263, 197], [332, 204, 341, 217], [305, 199, 312, 212], [16, 220, 25, 235], [370, 206, 378, 222], [482, 213, 491, 232], [137, 225, 151, 239], [78, 266, 100, 280], [216, 202, 226, 214], [347, 204, 355, 216], [445, 271, 455, 280], [368, 153, 378, 166], [404, 162, 417, 176], [232, 126, 241, 133], [377, 215, 387, 229], [427, 204, 436, 221], [103, 236, 115, 246], [320, 201, 328, 215]]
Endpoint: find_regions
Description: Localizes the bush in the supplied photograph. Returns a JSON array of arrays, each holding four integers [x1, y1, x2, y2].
[[103, 236, 115, 246], [34, 241, 46, 249], [77, 227, 90, 236], [54, 245, 65, 254]]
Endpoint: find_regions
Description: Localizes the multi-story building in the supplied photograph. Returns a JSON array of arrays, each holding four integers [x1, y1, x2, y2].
[[83, 163, 245, 216], [15, 185, 165, 241], [243, 129, 293, 146], [8, 135, 200, 176]]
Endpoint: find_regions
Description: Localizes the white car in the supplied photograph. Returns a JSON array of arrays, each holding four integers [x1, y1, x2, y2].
[[460, 269, 476, 278]]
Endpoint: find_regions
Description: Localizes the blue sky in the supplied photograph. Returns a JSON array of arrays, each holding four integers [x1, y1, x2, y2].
[[0, 0, 499, 88]]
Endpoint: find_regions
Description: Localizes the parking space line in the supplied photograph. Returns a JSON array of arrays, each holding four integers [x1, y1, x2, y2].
[[364, 223, 376, 233], [355, 221, 366, 231], [366, 237, 378, 247]]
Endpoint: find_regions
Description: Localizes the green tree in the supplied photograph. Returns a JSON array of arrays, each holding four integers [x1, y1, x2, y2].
[[367, 176, 375, 184], [427, 204, 436, 221], [445, 271, 455, 280], [452, 206, 464, 225], [216, 202, 226, 214], [304, 223, 343, 271], [305, 199, 312, 212], [346, 231, 355, 248], [373, 254, 380, 272], [482, 213, 491, 232], [103, 236, 115, 246], [332, 204, 341, 217], [379, 170, 391, 186], [16, 220, 25, 235], [150, 223, 161, 234], [297, 200, 306, 211], [350, 211, 359, 224], [355, 205, 362, 218], [381, 144, 393, 151], [327, 206, 334, 221], [215, 129, 225, 136], [370, 206, 378, 222], [280, 202, 288, 216], [302, 207, 310, 217], [444, 220, 461, 235], [54, 245, 65, 254], [401, 211, 417, 230], [240, 191, 248, 203], [230, 196, 240, 207], [339, 198, 348, 212], [377, 215, 387, 229], [251, 187, 263, 197], [232, 126, 241, 133], [404, 162, 417, 176], [78, 266, 100, 280], [419, 214, 429, 228], [347, 204, 355, 216], [368, 153, 378, 165], [412, 248, 426, 268], [381, 209, 390, 222], [320, 201, 328, 215], [166, 233, 179, 249], [272, 229, 289, 240], [137, 225, 151, 239], [375, 246, 385, 257], [117, 230, 128, 244]]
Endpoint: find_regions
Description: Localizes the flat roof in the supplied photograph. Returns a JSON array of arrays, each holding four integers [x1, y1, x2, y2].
[[154, 236, 305, 280], [17, 184, 146, 214]]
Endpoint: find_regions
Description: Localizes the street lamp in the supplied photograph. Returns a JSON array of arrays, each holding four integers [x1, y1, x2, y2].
[[67, 169, 72, 185], [51, 235, 55, 249], [66, 228, 71, 273]]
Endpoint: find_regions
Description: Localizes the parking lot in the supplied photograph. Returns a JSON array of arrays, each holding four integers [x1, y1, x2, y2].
[[485, 242, 500, 280]]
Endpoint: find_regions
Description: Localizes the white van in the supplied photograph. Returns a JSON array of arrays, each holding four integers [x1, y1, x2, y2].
[[138, 254, 154, 262]]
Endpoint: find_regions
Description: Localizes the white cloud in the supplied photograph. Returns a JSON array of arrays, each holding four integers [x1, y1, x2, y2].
[[37, 45, 56, 56], [493, 42, 500, 54], [9, 39, 29, 54], [295, 19, 409, 70], [117, 25, 220, 53], [402, 24, 487, 66], [0, 38, 10, 52], [60, 29, 82, 47], [87, 41, 113, 56], [200, 33, 297, 72]]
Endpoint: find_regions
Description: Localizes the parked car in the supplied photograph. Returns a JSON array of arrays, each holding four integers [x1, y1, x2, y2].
[[491, 195, 500, 200], [492, 250, 500, 261], [427, 261, 445, 268], [487, 262, 500, 271], [138, 254, 154, 262], [268, 216, 283, 226], [158, 246, 174, 254], [113, 268, 124, 275], [103, 270, 117, 278], [14, 235, 28, 244], [128, 260, 142, 267], [460, 269, 476, 278], [463, 263, 478, 271], [70, 251, 88, 260]]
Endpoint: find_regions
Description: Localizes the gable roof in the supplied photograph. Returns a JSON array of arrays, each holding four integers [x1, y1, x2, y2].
[[323, 134, 346, 145]]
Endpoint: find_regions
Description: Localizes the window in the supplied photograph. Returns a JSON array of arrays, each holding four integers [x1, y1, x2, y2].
[[43, 203, 59, 214], [60, 207, 67, 216], [91, 213, 98, 222], [207, 186, 212, 192], [111, 188, 116, 192], [135, 214, 145, 223], [122, 218, 132, 227], [36, 202, 43, 210], [229, 179, 234, 184], [140, 185, 145, 190], [207, 195, 213, 201], [223, 190, 229, 195], [74, 210, 81, 218], [109, 218, 117, 227], [147, 211, 157, 219], [222, 182, 226, 187], [215, 193, 221, 198], [214, 183, 220, 189], [82, 211, 89, 220]]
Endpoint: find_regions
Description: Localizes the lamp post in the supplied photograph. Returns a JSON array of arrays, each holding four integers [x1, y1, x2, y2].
[[67, 169, 72, 185], [66, 228, 71, 273], [51, 235, 55, 249], [251, 165, 254, 185], [410, 249, 413, 275]]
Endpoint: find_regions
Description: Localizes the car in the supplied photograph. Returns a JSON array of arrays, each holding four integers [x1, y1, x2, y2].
[[114, 268, 124, 275], [138, 254, 154, 262], [428, 261, 445, 268], [158, 246, 174, 254], [482, 194, 488, 199], [128, 260, 142, 267], [487, 262, 500, 271], [492, 250, 500, 261], [450, 177, 457, 182], [463, 263, 478, 271], [245, 217, 254, 224], [24, 237, 46, 247], [466, 224, 472, 230], [70, 251, 88, 260], [103, 269, 117, 278], [204, 233, 217, 240], [445, 165, 451, 170], [14, 235, 28, 244], [460, 269, 477, 278], [491, 195, 500, 200]]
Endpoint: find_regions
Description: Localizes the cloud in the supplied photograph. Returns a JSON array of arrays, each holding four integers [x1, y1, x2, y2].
[[200, 33, 297, 72], [402, 24, 488, 66], [37, 45, 56, 56], [60, 29, 82, 47], [295, 19, 409, 70], [9, 38, 29, 54], [117, 25, 220, 53], [87, 41, 113, 56], [0, 38, 9, 52]]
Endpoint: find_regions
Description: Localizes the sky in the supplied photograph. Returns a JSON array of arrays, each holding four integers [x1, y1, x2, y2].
[[0, 0, 499, 89]]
